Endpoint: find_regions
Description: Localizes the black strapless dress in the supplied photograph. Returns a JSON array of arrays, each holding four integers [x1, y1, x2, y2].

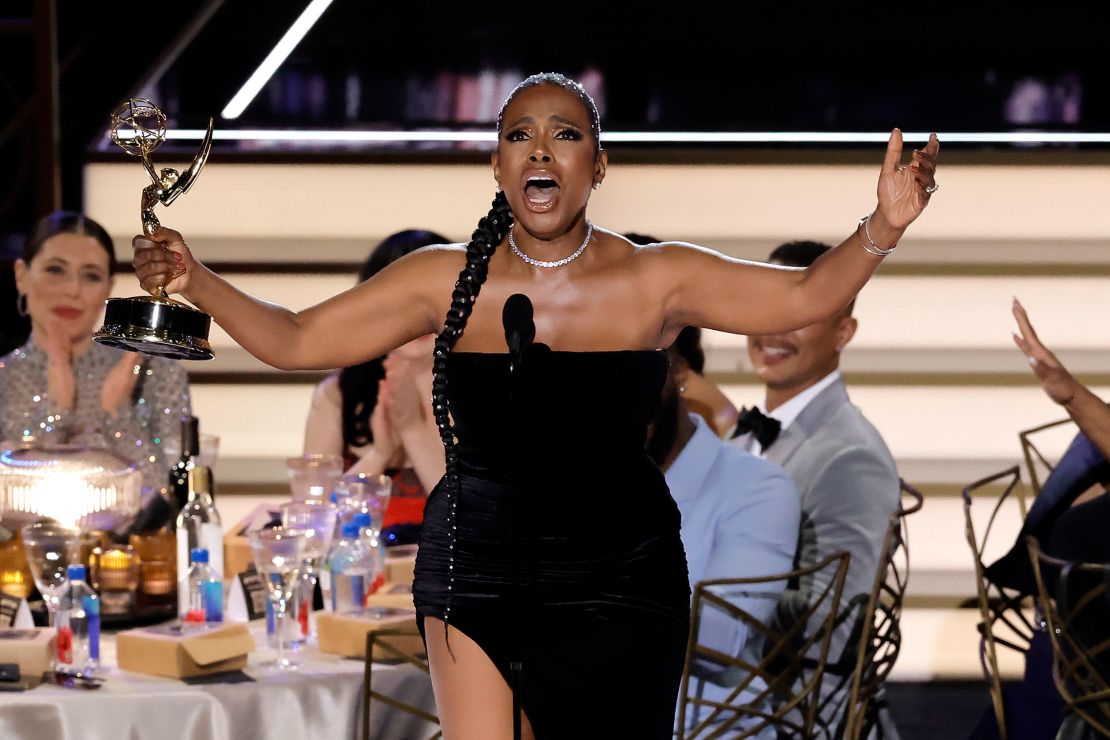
[[413, 336, 692, 738]]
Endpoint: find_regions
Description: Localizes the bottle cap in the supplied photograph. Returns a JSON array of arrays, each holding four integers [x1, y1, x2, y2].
[[190, 548, 209, 564], [353, 512, 372, 529], [340, 522, 360, 539], [66, 564, 87, 581]]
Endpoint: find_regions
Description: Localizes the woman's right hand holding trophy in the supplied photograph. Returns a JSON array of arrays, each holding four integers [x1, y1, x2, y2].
[[133, 228, 197, 299]]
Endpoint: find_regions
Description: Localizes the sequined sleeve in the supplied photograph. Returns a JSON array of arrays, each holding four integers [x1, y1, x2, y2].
[[98, 356, 192, 488], [0, 344, 191, 490], [0, 347, 69, 446]]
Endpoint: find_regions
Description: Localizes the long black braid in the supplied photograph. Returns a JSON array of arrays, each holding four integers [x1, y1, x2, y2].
[[426, 72, 602, 740], [430, 190, 514, 634], [430, 73, 602, 643]]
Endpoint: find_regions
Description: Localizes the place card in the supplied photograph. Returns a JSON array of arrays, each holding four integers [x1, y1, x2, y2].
[[0, 595, 32, 629]]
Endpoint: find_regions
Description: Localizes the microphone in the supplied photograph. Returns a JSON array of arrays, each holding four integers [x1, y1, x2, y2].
[[502, 293, 535, 360]]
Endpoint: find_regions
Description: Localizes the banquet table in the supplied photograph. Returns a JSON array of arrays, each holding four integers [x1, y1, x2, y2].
[[0, 622, 438, 740]]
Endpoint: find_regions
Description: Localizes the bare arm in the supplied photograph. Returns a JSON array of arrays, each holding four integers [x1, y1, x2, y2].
[[303, 375, 345, 457], [657, 130, 939, 336], [133, 229, 458, 370], [1013, 299, 1110, 458]]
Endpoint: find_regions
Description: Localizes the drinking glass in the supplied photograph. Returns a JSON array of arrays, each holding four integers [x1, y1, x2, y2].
[[21, 518, 80, 625], [280, 502, 338, 640], [249, 527, 305, 671]]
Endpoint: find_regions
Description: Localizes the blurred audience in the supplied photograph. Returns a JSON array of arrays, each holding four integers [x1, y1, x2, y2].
[[302, 229, 449, 521], [648, 330, 799, 735]]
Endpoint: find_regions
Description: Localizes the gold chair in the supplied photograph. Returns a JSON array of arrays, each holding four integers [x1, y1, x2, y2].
[[838, 480, 925, 740], [1020, 417, 1075, 503], [676, 551, 851, 739], [1027, 537, 1110, 738], [962, 466, 1036, 739], [362, 625, 440, 740]]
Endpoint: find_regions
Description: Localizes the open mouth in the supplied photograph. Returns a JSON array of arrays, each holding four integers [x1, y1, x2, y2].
[[522, 173, 561, 211], [754, 341, 796, 367]]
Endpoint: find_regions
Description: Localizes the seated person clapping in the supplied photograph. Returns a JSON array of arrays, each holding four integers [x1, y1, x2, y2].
[[647, 330, 800, 734], [302, 230, 449, 498], [0, 212, 191, 488]]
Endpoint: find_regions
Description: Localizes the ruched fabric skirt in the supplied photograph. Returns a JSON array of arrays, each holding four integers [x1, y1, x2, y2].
[[414, 468, 691, 739]]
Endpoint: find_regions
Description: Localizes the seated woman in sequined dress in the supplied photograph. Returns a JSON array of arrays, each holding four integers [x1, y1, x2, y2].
[[0, 212, 191, 489]]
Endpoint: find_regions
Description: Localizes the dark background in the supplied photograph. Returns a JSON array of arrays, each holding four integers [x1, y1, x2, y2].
[[0, 3, 1105, 274]]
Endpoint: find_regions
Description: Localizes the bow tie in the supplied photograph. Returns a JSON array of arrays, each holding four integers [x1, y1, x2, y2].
[[732, 407, 782, 452]]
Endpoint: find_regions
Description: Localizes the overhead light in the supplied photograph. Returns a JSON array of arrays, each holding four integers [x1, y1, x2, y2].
[[113, 129, 1110, 145], [221, 0, 335, 120]]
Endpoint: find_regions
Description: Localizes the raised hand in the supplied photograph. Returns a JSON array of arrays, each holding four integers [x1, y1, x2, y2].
[[876, 129, 940, 231], [42, 319, 76, 411], [382, 353, 430, 432], [370, 379, 400, 460], [100, 352, 142, 417], [1012, 298, 1079, 405]]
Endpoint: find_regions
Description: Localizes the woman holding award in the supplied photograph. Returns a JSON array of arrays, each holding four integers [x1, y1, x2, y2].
[[132, 74, 939, 739]]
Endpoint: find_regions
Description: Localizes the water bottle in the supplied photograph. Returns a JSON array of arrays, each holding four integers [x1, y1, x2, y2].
[[176, 465, 223, 611], [180, 548, 223, 624], [325, 523, 373, 613], [353, 512, 386, 596], [56, 564, 100, 675]]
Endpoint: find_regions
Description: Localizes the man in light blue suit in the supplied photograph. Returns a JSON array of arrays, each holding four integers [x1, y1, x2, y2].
[[732, 241, 900, 737], [650, 328, 800, 737]]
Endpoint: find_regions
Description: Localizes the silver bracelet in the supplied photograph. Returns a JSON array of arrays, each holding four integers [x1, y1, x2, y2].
[[858, 214, 897, 257]]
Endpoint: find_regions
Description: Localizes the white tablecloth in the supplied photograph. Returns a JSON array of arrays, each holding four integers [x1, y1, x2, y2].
[[0, 623, 437, 740]]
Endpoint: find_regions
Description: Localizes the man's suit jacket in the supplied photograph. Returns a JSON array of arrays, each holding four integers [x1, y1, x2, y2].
[[733, 377, 899, 648], [734, 377, 901, 737]]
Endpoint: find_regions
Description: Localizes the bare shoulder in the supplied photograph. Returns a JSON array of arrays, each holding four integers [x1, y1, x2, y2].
[[588, 232, 720, 287], [618, 237, 728, 275], [632, 239, 800, 276], [648, 240, 729, 261], [314, 372, 341, 402], [593, 230, 678, 262], [393, 242, 468, 270], [362, 242, 467, 293]]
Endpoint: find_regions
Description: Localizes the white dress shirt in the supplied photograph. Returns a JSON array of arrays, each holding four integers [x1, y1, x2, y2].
[[744, 370, 842, 458]]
